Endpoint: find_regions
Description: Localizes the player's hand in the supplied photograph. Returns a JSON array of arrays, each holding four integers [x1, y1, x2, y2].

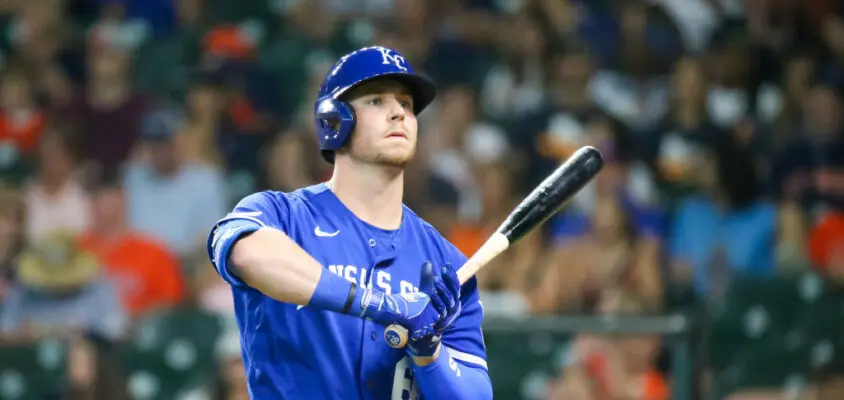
[[406, 263, 447, 362], [408, 264, 462, 365], [359, 262, 442, 341], [432, 264, 462, 333]]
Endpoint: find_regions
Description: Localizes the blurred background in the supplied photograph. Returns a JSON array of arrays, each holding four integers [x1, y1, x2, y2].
[[0, 0, 843, 399]]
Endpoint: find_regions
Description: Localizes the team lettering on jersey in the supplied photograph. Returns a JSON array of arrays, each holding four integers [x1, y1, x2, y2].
[[327, 264, 418, 295]]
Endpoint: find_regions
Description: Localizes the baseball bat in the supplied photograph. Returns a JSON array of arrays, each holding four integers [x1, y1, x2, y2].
[[384, 145, 605, 349]]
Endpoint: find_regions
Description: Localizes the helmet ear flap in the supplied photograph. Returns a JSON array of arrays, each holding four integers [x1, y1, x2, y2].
[[314, 98, 357, 159]]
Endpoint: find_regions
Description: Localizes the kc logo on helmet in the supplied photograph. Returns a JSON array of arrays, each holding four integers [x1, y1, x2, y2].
[[377, 47, 408, 72]]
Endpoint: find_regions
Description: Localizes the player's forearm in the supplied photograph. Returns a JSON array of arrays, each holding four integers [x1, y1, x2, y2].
[[217, 222, 366, 316], [213, 219, 435, 326], [230, 227, 324, 306], [412, 353, 493, 400]]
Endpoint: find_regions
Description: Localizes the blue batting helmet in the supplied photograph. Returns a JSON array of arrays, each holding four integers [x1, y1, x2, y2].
[[314, 46, 436, 163]]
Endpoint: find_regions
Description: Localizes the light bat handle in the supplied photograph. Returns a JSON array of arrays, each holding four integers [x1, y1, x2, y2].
[[383, 233, 511, 349], [383, 146, 604, 350]]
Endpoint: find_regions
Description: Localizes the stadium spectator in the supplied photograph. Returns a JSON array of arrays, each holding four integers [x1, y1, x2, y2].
[[704, 24, 755, 130], [479, 10, 549, 119], [589, 0, 681, 133], [124, 107, 227, 260], [64, 335, 130, 400], [772, 82, 844, 215], [78, 173, 186, 319], [454, 158, 545, 316], [808, 211, 844, 280], [646, 56, 723, 210], [520, 43, 601, 192], [547, 290, 668, 400], [669, 135, 775, 297], [174, 74, 227, 169], [0, 233, 128, 342], [0, 68, 46, 157], [423, 85, 485, 222], [0, 1, 842, 398], [23, 128, 91, 242], [775, 199, 811, 271], [0, 189, 23, 300], [261, 127, 319, 193], [57, 23, 150, 171], [762, 53, 818, 152], [533, 192, 662, 314]]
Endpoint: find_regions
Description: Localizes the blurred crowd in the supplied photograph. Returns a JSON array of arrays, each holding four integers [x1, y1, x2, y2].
[[0, 0, 843, 399]]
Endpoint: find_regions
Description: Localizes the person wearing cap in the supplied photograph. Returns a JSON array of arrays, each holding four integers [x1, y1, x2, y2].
[[0, 232, 128, 342], [124, 108, 227, 260], [206, 46, 491, 399]]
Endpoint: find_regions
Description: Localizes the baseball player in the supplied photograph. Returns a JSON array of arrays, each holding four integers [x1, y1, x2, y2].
[[207, 46, 493, 399]]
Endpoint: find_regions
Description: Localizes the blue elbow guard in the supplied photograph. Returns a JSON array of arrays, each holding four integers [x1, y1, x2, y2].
[[208, 218, 264, 287]]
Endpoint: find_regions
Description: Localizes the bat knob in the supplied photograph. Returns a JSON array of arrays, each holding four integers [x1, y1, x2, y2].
[[384, 324, 408, 349]]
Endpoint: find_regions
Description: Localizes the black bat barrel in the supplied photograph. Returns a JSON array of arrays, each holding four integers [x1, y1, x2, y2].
[[497, 146, 604, 243]]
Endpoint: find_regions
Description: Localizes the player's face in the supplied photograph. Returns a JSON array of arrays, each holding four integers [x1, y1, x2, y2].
[[343, 80, 417, 167]]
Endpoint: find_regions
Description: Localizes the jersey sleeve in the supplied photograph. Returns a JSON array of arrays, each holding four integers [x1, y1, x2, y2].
[[440, 244, 488, 370], [206, 191, 290, 288]]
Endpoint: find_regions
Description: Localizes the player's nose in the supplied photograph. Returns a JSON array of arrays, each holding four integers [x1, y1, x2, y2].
[[387, 97, 406, 122]]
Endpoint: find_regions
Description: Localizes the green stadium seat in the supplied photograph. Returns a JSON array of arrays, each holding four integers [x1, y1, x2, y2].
[[712, 333, 812, 398], [707, 273, 844, 398], [119, 340, 216, 400], [793, 283, 844, 375], [121, 309, 226, 400], [707, 300, 780, 370], [708, 273, 822, 370], [0, 149, 35, 188], [132, 308, 225, 354], [0, 339, 68, 400], [484, 329, 573, 400], [723, 273, 810, 327]]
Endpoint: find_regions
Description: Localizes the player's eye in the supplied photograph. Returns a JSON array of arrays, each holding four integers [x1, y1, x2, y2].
[[399, 100, 412, 109], [367, 97, 382, 106]]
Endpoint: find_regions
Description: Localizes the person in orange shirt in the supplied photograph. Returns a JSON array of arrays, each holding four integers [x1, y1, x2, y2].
[[809, 211, 844, 280], [548, 291, 670, 400], [0, 69, 46, 156], [78, 173, 186, 318]]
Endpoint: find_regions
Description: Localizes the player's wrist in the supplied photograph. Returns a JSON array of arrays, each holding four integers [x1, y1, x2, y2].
[[356, 287, 387, 321], [358, 289, 432, 328], [307, 268, 365, 315], [408, 334, 442, 366], [410, 341, 442, 366]]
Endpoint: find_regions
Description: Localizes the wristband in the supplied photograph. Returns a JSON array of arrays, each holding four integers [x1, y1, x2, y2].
[[341, 281, 358, 314], [308, 268, 364, 315]]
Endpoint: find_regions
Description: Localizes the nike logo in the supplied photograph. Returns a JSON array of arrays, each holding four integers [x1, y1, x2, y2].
[[297, 305, 305, 311], [314, 226, 340, 237]]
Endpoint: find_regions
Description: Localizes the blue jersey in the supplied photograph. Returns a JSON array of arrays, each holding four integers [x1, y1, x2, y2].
[[207, 183, 488, 399]]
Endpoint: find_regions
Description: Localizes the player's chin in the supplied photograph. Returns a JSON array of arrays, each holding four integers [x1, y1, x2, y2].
[[375, 147, 415, 167]]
